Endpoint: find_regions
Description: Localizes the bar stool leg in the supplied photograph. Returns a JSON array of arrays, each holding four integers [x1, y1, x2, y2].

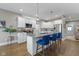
[[50, 41, 51, 47], [59, 39, 62, 47], [42, 45, 44, 56], [55, 41, 57, 48], [36, 44, 38, 54], [58, 41, 59, 48], [47, 44, 50, 55], [58, 40, 60, 48], [60, 39, 62, 45]]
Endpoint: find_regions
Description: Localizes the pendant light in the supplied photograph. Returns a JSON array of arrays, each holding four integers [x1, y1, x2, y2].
[[50, 10, 53, 20], [35, 3, 39, 21]]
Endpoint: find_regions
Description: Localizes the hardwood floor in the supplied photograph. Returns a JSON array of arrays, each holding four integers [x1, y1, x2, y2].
[[0, 42, 30, 56], [60, 39, 79, 56], [0, 39, 79, 56], [36, 39, 79, 56]]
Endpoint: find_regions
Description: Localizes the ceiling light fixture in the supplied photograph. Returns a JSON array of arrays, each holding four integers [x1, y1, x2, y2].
[[55, 15, 58, 17], [19, 9, 23, 12], [69, 16, 72, 19], [49, 10, 53, 20], [35, 3, 39, 21]]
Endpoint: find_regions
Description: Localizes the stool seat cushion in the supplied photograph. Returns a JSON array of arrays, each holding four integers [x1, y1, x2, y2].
[[56, 33, 62, 40], [36, 39, 49, 45], [48, 34, 57, 41], [49, 37, 56, 41]]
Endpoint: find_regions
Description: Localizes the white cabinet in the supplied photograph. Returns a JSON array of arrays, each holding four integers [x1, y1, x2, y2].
[[17, 16, 36, 28], [17, 17, 25, 27], [41, 22, 54, 28], [17, 32, 27, 43], [27, 36, 37, 55], [25, 18, 36, 28], [31, 20, 36, 28]]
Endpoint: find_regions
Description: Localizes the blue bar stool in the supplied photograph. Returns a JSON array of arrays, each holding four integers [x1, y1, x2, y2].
[[49, 33, 57, 47], [36, 35, 49, 55], [56, 32, 62, 47]]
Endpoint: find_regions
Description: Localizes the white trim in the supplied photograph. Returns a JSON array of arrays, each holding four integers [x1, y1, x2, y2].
[[0, 40, 17, 46]]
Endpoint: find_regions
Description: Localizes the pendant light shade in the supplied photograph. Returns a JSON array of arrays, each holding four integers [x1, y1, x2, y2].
[[35, 3, 39, 21]]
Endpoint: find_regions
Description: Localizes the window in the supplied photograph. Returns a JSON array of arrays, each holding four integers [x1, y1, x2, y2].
[[67, 26, 72, 31]]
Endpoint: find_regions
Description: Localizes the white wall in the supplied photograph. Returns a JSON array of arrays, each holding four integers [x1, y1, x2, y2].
[[53, 20, 62, 24], [0, 10, 18, 46], [65, 22, 75, 36]]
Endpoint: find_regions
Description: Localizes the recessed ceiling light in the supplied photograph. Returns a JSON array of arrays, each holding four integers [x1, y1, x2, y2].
[[36, 18, 39, 21], [69, 16, 72, 19], [19, 9, 23, 12], [55, 15, 58, 17]]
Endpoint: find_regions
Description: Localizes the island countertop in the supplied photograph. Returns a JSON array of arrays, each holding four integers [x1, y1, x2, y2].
[[26, 32, 53, 55]]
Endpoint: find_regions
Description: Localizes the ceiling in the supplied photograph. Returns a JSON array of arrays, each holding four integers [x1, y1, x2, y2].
[[0, 3, 79, 20]]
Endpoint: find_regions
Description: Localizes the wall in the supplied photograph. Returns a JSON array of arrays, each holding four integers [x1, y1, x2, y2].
[[62, 18, 79, 40], [0, 10, 18, 46], [65, 22, 75, 36]]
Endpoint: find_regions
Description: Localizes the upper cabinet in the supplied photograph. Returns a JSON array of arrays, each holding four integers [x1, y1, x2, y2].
[[17, 16, 36, 28], [25, 18, 36, 28], [41, 22, 54, 28], [17, 16, 25, 28]]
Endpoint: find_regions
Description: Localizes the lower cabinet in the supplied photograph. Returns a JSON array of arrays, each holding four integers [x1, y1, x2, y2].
[[17, 32, 27, 43]]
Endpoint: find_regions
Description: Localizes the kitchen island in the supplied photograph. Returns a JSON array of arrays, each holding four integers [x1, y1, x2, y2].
[[26, 32, 53, 56]]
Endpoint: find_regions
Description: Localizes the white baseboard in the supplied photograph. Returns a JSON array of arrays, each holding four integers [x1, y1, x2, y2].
[[62, 35, 75, 40], [0, 40, 26, 46], [0, 41, 17, 46], [18, 40, 26, 43]]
